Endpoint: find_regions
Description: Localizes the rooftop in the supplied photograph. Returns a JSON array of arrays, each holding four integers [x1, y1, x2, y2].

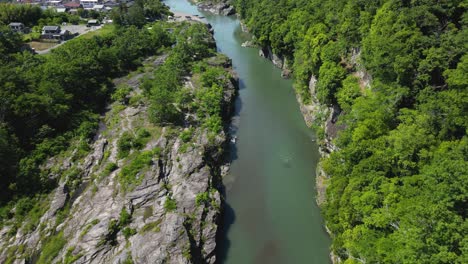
[[9, 22, 24, 27], [43, 26, 60, 31], [63, 2, 81, 7]]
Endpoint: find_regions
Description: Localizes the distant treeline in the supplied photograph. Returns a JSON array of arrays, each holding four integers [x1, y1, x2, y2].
[[234, 0, 467, 262], [0, 0, 171, 29], [0, 3, 83, 27]]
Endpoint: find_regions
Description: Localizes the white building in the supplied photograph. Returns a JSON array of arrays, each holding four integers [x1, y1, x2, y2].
[[46, 0, 63, 6], [80, 0, 100, 9]]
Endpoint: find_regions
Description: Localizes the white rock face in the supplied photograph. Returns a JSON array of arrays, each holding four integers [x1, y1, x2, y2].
[[197, 1, 236, 16]]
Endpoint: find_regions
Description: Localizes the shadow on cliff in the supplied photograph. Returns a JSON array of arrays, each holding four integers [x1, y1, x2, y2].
[[216, 201, 235, 263], [215, 78, 246, 263]]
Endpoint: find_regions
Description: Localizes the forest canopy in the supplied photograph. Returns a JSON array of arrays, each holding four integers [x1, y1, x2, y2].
[[234, 0, 467, 262]]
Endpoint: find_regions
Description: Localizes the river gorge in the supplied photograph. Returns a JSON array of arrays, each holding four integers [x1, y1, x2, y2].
[[163, 0, 331, 263]]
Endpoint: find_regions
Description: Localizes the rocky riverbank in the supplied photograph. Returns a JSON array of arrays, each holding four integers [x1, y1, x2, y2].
[[191, 0, 235, 16], [249, 44, 371, 210], [258, 46, 292, 79], [236, 18, 372, 264]]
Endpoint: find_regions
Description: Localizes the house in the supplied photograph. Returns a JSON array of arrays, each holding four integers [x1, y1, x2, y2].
[[9, 22, 29, 33], [46, 0, 63, 6], [42, 25, 61, 35], [103, 1, 118, 8], [41, 26, 71, 40], [92, 4, 105, 11], [56, 7, 68, 13], [87, 19, 100, 27], [80, 0, 100, 9], [64, 2, 82, 12], [63, 2, 81, 8]]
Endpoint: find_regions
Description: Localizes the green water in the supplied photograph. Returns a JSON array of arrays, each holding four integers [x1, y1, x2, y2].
[[164, 1, 331, 263]]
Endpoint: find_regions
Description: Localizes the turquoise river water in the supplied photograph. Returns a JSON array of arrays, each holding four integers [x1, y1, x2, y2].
[[164, 1, 331, 263]]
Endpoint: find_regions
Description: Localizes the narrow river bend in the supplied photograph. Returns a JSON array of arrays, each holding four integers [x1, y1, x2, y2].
[[164, 1, 331, 263]]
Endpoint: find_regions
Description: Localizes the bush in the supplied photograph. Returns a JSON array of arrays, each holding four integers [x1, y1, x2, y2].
[[119, 208, 131, 226], [164, 197, 177, 212], [203, 115, 222, 134], [122, 227, 137, 239], [195, 192, 210, 206], [76, 118, 99, 140], [118, 151, 153, 191], [103, 162, 118, 175], [111, 85, 132, 104], [117, 129, 152, 160], [133, 128, 151, 149], [179, 129, 193, 143], [101, 219, 120, 246], [117, 132, 135, 159]]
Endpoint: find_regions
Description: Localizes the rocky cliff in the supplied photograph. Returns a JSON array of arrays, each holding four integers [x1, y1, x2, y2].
[[192, 0, 236, 16], [258, 47, 292, 78], [0, 52, 237, 264]]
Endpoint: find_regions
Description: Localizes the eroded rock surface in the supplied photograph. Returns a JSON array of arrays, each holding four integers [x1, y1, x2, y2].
[[196, 0, 235, 16], [0, 53, 237, 264]]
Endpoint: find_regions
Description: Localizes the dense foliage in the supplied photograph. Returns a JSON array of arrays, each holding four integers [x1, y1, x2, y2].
[[143, 21, 232, 136], [111, 0, 171, 28], [0, 3, 85, 28], [0, 5, 171, 206], [234, 0, 467, 262]]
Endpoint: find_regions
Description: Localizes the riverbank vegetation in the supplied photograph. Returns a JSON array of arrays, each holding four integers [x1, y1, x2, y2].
[[234, 0, 467, 262]]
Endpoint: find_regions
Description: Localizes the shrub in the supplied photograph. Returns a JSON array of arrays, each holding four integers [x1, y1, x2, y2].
[[195, 192, 210, 206], [112, 85, 132, 104], [117, 132, 135, 159], [119, 208, 131, 226], [179, 129, 193, 143], [101, 219, 120, 246], [203, 115, 222, 134], [118, 151, 153, 191], [133, 128, 151, 149], [122, 227, 137, 239], [164, 197, 177, 212], [103, 162, 118, 175]]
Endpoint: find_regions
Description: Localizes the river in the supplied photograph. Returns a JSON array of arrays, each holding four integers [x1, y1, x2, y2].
[[164, 1, 331, 263]]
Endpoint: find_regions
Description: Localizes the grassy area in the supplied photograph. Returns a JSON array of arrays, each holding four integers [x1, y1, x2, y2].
[[37, 231, 66, 264], [141, 219, 162, 233], [79, 24, 115, 39], [118, 150, 154, 192], [28, 41, 58, 51]]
